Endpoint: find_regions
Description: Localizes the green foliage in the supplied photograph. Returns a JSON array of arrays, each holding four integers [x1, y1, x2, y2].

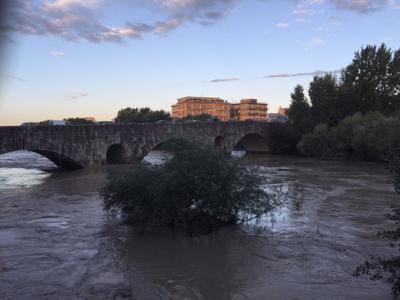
[[115, 107, 171, 123], [288, 85, 313, 135], [179, 113, 218, 121], [309, 74, 340, 126], [298, 124, 338, 158], [340, 44, 400, 115], [289, 44, 400, 146], [268, 123, 301, 155], [63, 118, 95, 125], [298, 112, 400, 161], [101, 141, 275, 235]]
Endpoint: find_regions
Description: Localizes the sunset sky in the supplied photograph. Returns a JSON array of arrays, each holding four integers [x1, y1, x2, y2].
[[0, 0, 399, 125]]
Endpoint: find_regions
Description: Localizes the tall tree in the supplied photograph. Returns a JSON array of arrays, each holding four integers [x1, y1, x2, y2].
[[288, 85, 312, 135], [389, 49, 400, 111], [309, 74, 339, 126], [340, 44, 399, 115]]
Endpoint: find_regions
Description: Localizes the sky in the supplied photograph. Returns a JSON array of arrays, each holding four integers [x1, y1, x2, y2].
[[0, 0, 399, 125]]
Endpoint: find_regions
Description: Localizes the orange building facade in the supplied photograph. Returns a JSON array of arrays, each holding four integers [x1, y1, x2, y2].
[[277, 106, 289, 116], [171, 96, 268, 121], [171, 97, 231, 121], [231, 99, 268, 121]]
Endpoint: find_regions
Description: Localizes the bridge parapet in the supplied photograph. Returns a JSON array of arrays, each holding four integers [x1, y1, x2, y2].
[[0, 122, 271, 169]]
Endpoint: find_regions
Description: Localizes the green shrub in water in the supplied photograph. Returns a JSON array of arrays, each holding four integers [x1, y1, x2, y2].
[[101, 140, 276, 235]]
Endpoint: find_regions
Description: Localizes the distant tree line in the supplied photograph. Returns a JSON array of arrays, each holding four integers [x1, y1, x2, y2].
[[63, 118, 95, 125], [178, 113, 219, 121], [37, 118, 95, 125], [281, 43, 400, 159], [115, 107, 171, 123]]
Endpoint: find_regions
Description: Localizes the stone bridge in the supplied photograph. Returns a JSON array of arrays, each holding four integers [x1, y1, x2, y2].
[[0, 122, 272, 169]]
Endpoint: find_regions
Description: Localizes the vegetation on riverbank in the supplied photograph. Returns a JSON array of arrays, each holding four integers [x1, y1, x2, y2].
[[284, 43, 400, 160], [101, 141, 276, 235], [298, 112, 400, 160]]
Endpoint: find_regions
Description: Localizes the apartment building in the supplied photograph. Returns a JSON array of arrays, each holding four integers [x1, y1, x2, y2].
[[171, 96, 268, 121]]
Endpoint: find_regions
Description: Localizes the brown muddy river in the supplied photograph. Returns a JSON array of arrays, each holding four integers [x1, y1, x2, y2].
[[0, 151, 398, 299]]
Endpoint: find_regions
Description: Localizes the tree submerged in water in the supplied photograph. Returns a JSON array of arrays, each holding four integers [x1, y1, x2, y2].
[[101, 141, 276, 235]]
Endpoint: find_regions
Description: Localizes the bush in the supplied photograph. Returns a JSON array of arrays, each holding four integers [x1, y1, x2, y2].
[[298, 112, 400, 161], [101, 141, 276, 235], [297, 124, 338, 158], [268, 123, 301, 155]]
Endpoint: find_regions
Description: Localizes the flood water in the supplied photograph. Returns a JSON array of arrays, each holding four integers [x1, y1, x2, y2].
[[0, 151, 398, 299]]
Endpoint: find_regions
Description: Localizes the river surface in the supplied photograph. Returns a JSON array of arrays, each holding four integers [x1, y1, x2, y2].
[[0, 151, 398, 299]]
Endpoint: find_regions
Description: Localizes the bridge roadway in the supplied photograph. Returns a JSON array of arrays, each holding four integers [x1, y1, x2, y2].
[[0, 121, 271, 169]]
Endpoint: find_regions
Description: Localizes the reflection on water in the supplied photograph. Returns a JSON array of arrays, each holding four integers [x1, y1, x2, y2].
[[0, 150, 57, 170], [143, 150, 172, 165], [0, 151, 398, 299], [0, 168, 52, 191]]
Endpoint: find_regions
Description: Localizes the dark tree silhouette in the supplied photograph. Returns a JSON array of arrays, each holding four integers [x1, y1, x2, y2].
[[115, 107, 171, 123], [288, 85, 312, 136], [309, 74, 339, 126]]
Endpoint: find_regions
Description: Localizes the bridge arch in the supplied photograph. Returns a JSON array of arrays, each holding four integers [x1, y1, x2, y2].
[[106, 144, 128, 164], [141, 138, 190, 164], [233, 133, 270, 154], [151, 138, 193, 153], [30, 149, 83, 170]]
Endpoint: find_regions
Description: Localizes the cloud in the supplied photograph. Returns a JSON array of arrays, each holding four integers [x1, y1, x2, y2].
[[156, 18, 181, 34], [68, 92, 89, 99], [50, 50, 65, 57], [1, 0, 238, 43], [1, 74, 27, 82], [276, 22, 290, 28], [43, 0, 103, 11], [331, 0, 389, 13], [293, 0, 319, 18], [390, 0, 400, 9], [293, 0, 392, 17], [308, 37, 324, 47], [1, 0, 395, 44], [209, 77, 240, 83], [264, 69, 342, 78]]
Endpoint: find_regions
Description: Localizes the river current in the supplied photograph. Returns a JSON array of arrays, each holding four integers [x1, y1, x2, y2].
[[0, 151, 398, 299]]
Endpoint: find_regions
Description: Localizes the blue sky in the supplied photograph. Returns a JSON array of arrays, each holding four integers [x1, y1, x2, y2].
[[0, 0, 399, 125]]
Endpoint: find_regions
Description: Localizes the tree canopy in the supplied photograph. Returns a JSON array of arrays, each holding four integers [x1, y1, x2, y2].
[[288, 85, 312, 135], [179, 113, 218, 121], [309, 74, 339, 126], [285, 44, 400, 160], [309, 44, 400, 126], [340, 44, 400, 115], [101, 140, 276, 235], [64, 118, 95, 125], [115, 107, 171, 123]]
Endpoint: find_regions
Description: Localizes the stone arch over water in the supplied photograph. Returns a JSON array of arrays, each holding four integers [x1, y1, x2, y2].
[[30, 149, 83, 170], [106, 144, 128, 164], [233, 133, 270, 154]]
